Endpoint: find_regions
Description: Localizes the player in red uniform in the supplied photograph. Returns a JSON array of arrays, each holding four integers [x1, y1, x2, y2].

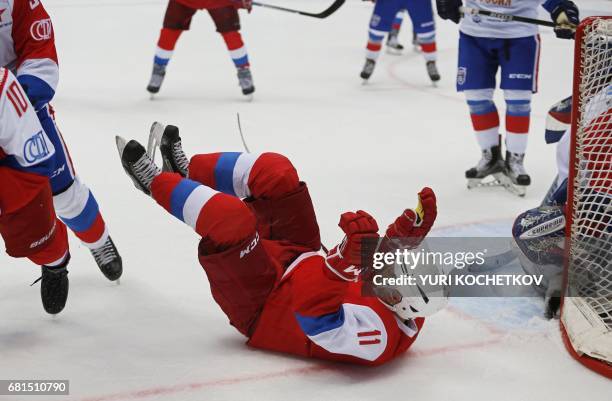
[[0, 67, 70, 314], [1, 0, 122, 281], [115, 123, 446, 365], [147, 0, 255, 97]]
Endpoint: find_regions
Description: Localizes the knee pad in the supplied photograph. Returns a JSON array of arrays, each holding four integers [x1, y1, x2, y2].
[[198, 193, 256, 253], [249, 153, 299, 200]]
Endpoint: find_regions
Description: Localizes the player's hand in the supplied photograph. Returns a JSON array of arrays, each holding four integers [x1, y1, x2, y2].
[[385, 187, 437, 248], [235, 0, 252, 12], [436, 0, 462, 24], [550, 0, 579, 39], [325, 211, 379, 282]]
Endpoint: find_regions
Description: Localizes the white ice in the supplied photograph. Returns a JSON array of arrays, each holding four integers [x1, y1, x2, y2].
[[1, 1, 611, 400]]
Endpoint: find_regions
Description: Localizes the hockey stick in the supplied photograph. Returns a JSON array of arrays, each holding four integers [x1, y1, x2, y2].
[[467, 248, 518, 273], [252, 0, 345, 19], [460, 6, 556, 28], [236, 113, 251, 153]]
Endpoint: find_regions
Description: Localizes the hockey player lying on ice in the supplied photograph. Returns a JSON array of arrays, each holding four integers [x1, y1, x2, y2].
[[116, 123, 446, 365]]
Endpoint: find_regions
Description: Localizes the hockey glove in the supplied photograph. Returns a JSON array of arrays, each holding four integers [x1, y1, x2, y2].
[[385, 187, 437, 249], [550, 0, 579, 39], [325, 211, 379, 282], [234, 0, 252, 12], [436, 0, 462, 24]]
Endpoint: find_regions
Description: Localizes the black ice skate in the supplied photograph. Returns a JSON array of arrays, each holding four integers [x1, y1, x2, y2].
[[504, 151, 531, 196], [426, 60, 440, 83], [160, 125, 189, 177], [466, 145, 506, 189], [237, 66, 255, 97], [90, 236, 122, 281], [147, 63, 166, 96], [116, 136, 161, 195], [32, 255, 70, 315], [386, 31, 404, 54], [360, 59, 376, 82]]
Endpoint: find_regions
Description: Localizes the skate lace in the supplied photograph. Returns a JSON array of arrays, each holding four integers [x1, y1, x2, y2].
[[426, 61, 439, 76], [149, 64, 166, 86], [133, 154, 160, 190], [237, 68, 253, 89], [172, 141, 190, 173], [91, 238, 117, 266], [364, 60, 376, 74], [476, 149, 494, 170]]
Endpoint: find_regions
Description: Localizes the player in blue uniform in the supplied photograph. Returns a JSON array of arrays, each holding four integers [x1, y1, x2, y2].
[[436, 0, 579, 195], [361, 0, 440, 83]]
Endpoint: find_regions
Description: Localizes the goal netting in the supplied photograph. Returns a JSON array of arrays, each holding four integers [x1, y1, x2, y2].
[[562, 16, 612, 378]]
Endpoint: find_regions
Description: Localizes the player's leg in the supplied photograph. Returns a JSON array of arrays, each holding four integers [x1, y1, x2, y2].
[[405, 0, 439, 82], [386, 10, 405, 53], [117, 139, 278, 336], [458, 33, 505, 182], [208, 6, 254, 96], [0, 167, 70, 314], [361, 0, 400, 81], [38, 107, 122, 281], [499, 35, 540, 187], [147, 0, 197, 94]]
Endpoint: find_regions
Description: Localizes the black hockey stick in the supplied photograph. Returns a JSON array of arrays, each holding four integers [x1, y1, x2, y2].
[[460, 6, 556, 28], [252, 0, 345, 19]]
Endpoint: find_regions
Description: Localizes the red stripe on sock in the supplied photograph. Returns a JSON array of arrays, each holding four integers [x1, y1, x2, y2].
[[506, 115, 530, 134], [75, 214, 106, 244], [421, 42, 437, 53], [471, 111, 500, 131], [188, 153, 221, 188], [221, 31, 244, 51], [367, 42, 382, 52], [151, 172, 184, 213], [157, 28, 183, 51]]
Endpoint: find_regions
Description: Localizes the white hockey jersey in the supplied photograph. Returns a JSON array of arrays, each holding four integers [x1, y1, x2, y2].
[[0, 67, 55, 173], [460, 0, 559, 39]]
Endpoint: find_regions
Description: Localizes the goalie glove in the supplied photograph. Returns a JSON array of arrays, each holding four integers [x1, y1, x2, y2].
[[325, 211, 379, 282], [549, 0, 579, 39], [384, 187, 437, 249]]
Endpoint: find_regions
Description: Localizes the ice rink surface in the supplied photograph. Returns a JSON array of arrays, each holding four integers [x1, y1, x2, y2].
[[1, 0, 611, 400]]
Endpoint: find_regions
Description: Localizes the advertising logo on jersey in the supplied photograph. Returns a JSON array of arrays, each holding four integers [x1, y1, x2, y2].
[[23, 131, 51, 164], [30, 18, 52, 41]]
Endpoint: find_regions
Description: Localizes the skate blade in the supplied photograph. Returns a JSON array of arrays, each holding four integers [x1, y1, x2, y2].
[[497, 174, 527, 197], [361, 79, 369, 86], [386, 48, 403, 55], [243, 94, 254, 102], [147, 122, 166, 163], [467, 174, 503, 189], [115, 135, 127, 159]]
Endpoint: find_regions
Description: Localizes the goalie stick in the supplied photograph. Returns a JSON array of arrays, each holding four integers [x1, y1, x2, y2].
[[460, 6, 556, 28], [252, 0, 345, 19]]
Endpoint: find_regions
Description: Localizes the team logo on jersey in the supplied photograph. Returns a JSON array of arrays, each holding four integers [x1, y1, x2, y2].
[[30, 18, 52, 41], [370, 14, 381, 28], [457, 67, 467, 86], [24, 131, 51, 163]]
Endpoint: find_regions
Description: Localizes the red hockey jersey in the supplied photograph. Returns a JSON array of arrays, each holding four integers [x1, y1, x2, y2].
[[248, 251, 425, 366]]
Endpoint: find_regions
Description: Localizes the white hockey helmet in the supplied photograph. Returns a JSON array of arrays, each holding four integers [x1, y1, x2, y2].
[[375, 257, 449, 320]]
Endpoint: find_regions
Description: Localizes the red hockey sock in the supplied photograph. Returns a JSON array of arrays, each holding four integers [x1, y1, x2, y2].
[[157, 28, 183, 50]]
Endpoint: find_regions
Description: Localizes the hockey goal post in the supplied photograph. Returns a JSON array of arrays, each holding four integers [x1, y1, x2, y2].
[[562, 16, 612, 378]]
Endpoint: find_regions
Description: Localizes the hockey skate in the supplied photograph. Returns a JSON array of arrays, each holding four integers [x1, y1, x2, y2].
[[386, 31, 404, 54], [90, 237, 122, 282], [426, 60, 440, 84], [360, 58, 376, 82], [116, 136, 161, 196], [237, 66, 255, 98], [465, 145, 507, 190], [147, 63, 166, 97], [32, 255, 70, 315], [504, 151, 531, 196], [146, 122, 189, 177]]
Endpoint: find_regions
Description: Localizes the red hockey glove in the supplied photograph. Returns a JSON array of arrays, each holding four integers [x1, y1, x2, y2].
[[235, 0, 252, 12], [385, 187, 437, 249], [325, 211, 379, 282]]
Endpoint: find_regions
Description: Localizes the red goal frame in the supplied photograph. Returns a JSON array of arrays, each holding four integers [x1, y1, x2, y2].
[[562, 15, 612, 379]]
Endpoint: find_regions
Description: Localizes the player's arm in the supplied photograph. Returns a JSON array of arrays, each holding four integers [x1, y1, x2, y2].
[[11, 0, 59, 110], [0, 68, 55, 176]]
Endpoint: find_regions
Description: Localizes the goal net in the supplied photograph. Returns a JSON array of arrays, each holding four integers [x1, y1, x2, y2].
[[562, 16, 612, 378]]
